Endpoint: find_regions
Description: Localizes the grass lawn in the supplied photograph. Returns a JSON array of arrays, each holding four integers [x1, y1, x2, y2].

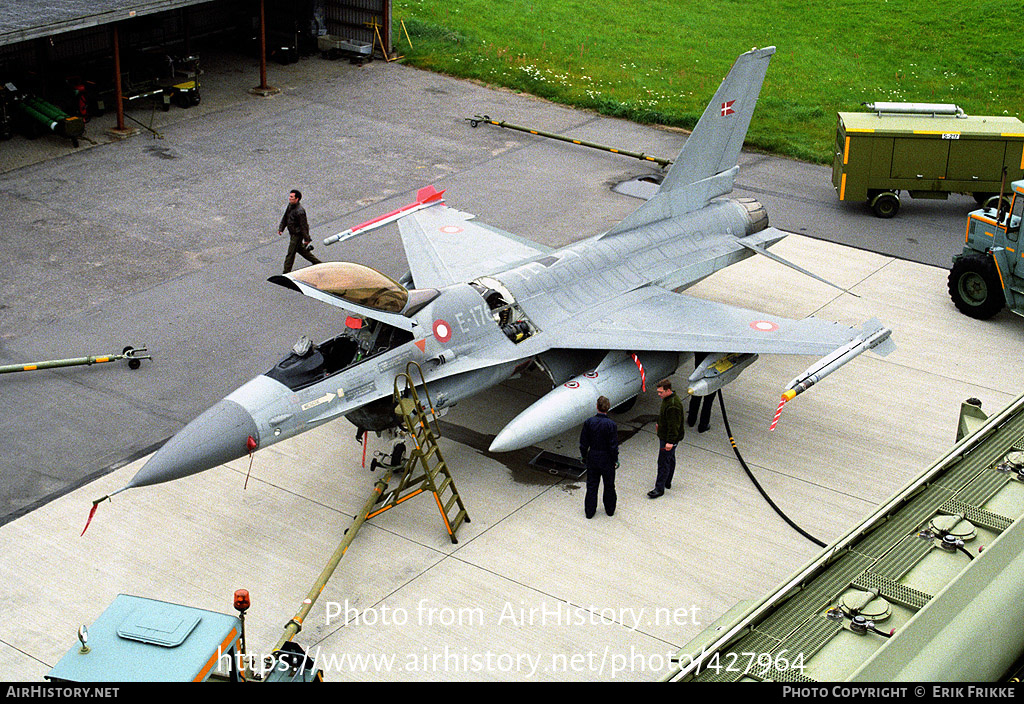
[[391, 0, 1022, 163]]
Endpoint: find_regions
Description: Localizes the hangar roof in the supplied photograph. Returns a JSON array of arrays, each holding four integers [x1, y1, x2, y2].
[[0, 0, 209, 48]]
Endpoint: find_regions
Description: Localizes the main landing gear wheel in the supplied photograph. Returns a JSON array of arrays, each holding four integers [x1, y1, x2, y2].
[[948, 255, 1005, 320]]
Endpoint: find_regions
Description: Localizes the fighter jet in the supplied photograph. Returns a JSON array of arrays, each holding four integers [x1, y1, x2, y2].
[[96, 46, 893, 505]]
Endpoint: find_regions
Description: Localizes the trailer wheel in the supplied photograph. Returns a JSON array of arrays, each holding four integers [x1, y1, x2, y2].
[[870, 191, 900, 218], [983, 194, 1011, 212], [948, 255, 1005, 319]]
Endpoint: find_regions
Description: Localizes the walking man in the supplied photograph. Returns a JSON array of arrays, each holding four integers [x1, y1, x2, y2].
[[279, 189, 321, 273], [579, 396, 619, 518], [649, 379, 684, 498]]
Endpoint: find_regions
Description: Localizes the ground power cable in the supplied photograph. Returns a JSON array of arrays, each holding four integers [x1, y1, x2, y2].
[[716, 390, 827, 548]]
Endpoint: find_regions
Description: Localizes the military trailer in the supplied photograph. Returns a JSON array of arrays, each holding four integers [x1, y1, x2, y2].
[[832, 102, 1024, 218], [948, 178, 1024, 320]]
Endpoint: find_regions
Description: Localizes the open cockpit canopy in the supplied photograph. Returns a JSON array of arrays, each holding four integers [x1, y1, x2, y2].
[[270, 262, 439, 329], [286, 262, 410, 313]]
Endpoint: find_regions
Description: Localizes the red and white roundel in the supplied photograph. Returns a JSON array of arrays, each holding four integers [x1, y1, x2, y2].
[[750, 320, 779, 332], [439, 225, 463, 234], [564, 380, 580, 389], [433, 319, 453, 343]]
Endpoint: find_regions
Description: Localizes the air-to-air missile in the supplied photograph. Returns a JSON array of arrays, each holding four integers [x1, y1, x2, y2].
[[781, 320, 894, 401], [769, 319, 893, 431], [83, 47, 896, 530]]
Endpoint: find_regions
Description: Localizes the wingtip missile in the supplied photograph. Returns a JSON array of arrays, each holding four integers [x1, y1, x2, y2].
[[324, 185, 446, 246], [771, 321, 894, 430]]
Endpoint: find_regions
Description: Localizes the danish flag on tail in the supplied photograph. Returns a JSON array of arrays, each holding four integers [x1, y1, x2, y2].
[[720, 100, 736, 117]]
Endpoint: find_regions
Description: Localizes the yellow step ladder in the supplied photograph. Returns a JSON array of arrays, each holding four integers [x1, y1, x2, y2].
[[366, 363, 470, 543]]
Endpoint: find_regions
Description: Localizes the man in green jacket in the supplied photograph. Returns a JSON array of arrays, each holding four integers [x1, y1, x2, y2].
[[278, 189, 322, 273], [649, 379, 685, 498]]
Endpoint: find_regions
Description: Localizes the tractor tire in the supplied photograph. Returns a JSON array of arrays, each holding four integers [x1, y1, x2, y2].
[[948, 254, 1005, 320]]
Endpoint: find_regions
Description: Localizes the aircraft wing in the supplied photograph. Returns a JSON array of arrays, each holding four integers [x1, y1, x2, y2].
[[399, 204, 555, 289], [552, 284, 871, 356]]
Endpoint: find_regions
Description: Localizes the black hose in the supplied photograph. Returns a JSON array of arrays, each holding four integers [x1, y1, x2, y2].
[[716, 390, 827, 548]]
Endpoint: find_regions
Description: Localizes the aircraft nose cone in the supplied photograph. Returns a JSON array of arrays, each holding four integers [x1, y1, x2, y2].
[[128, 399, 259, 489]]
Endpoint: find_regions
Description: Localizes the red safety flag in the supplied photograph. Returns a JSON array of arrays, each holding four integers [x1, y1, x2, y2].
[[81, 497, 106, 536], [244, 435, 258, 489]]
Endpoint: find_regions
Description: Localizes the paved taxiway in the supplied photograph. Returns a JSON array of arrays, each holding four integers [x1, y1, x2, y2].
[[0, 50, 1019, 681]]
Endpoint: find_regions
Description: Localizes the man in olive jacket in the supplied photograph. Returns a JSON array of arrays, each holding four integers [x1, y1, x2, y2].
[[278, 189, 322, 273], [649, 379, 684, 498]]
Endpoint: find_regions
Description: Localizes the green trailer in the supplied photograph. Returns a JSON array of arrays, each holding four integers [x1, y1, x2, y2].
[[832, 103, 1024, 218]]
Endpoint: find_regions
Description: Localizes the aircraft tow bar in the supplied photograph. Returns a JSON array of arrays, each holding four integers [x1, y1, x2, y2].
[[467, 114, 673, 167], [0, 345, 151, 375], [272, 465, 396, 653]]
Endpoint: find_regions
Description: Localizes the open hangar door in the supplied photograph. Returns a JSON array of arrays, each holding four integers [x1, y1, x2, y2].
[[0, 0, 391, 147]]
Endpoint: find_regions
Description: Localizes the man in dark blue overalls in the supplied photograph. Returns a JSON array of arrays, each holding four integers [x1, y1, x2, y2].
[[579, 396, 619, 518]]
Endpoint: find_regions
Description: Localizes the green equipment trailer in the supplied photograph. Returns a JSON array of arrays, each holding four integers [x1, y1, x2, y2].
[[948, 177, 1024, 319], [832, 103, 1024, 218]]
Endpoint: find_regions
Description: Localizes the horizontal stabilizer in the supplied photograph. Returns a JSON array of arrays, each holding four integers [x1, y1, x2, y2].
[[737, 228, 859, 297]]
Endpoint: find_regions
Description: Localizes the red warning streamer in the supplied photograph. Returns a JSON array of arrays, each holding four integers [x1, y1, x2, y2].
[[81, 500, 101, 536], [631, 353, 646, 392], [770, 397, 782, 429], [81, 494, 114, 536]]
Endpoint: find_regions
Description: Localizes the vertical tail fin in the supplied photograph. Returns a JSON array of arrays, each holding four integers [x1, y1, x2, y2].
[[604, 46, 776, 236], [661, 46, 776, 193]]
